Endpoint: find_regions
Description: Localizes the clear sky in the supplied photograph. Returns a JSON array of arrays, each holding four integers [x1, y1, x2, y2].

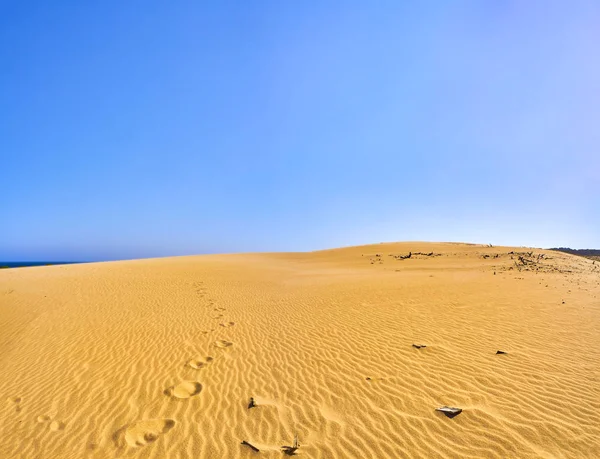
[[2, 1, 599, 261]]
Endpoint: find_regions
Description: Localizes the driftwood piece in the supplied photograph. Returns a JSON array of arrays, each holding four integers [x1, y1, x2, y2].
[[282, 446, 298, 456], [412, 344, 426, 349], [496, 350, 507, 355], [281, 434, 299, 456], [241, 440, 260, 452]]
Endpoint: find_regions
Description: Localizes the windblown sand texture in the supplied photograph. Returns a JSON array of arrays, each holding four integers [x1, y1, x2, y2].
[[1, 242, 599, 458]]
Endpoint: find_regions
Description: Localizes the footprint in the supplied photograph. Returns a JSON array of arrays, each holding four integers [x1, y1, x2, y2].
[[219, 322, 235, 328], [187, 356, 214, 370], [37, 415, 51, 423], [214, 340, 233, 348], [123, 419, 175, 447], [50, 420, 65, 431], [212, 315, 223, 319], [7, 396, 22, 412], [164, 381, 203, 399]]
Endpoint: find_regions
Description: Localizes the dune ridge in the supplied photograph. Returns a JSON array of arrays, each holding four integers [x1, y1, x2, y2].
[[1, 242, 599, 458]]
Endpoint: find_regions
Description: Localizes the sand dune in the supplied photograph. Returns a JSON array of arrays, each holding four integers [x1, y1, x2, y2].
[[0, 242, 599, 458]]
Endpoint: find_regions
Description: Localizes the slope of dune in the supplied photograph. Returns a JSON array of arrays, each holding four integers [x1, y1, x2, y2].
[[1, 242, 599, 458]]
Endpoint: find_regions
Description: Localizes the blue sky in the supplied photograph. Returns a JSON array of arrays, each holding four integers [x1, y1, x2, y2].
[[2, 1, 599, 261]]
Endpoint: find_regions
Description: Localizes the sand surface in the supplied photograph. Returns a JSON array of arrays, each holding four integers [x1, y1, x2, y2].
[[1, 242, 599, 458]]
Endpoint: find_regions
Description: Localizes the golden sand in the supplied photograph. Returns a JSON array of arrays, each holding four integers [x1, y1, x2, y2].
[[1, 242, 599, 458]]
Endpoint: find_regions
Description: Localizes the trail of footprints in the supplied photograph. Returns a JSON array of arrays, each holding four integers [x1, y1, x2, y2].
[[117, 281, 237, 449]]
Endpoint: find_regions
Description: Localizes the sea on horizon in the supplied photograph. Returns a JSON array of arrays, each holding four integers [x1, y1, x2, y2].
[[0, 262, 82, 269]]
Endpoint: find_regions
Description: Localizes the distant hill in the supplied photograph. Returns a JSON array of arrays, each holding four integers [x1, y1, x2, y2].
[[550, 248, 600, 261]]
